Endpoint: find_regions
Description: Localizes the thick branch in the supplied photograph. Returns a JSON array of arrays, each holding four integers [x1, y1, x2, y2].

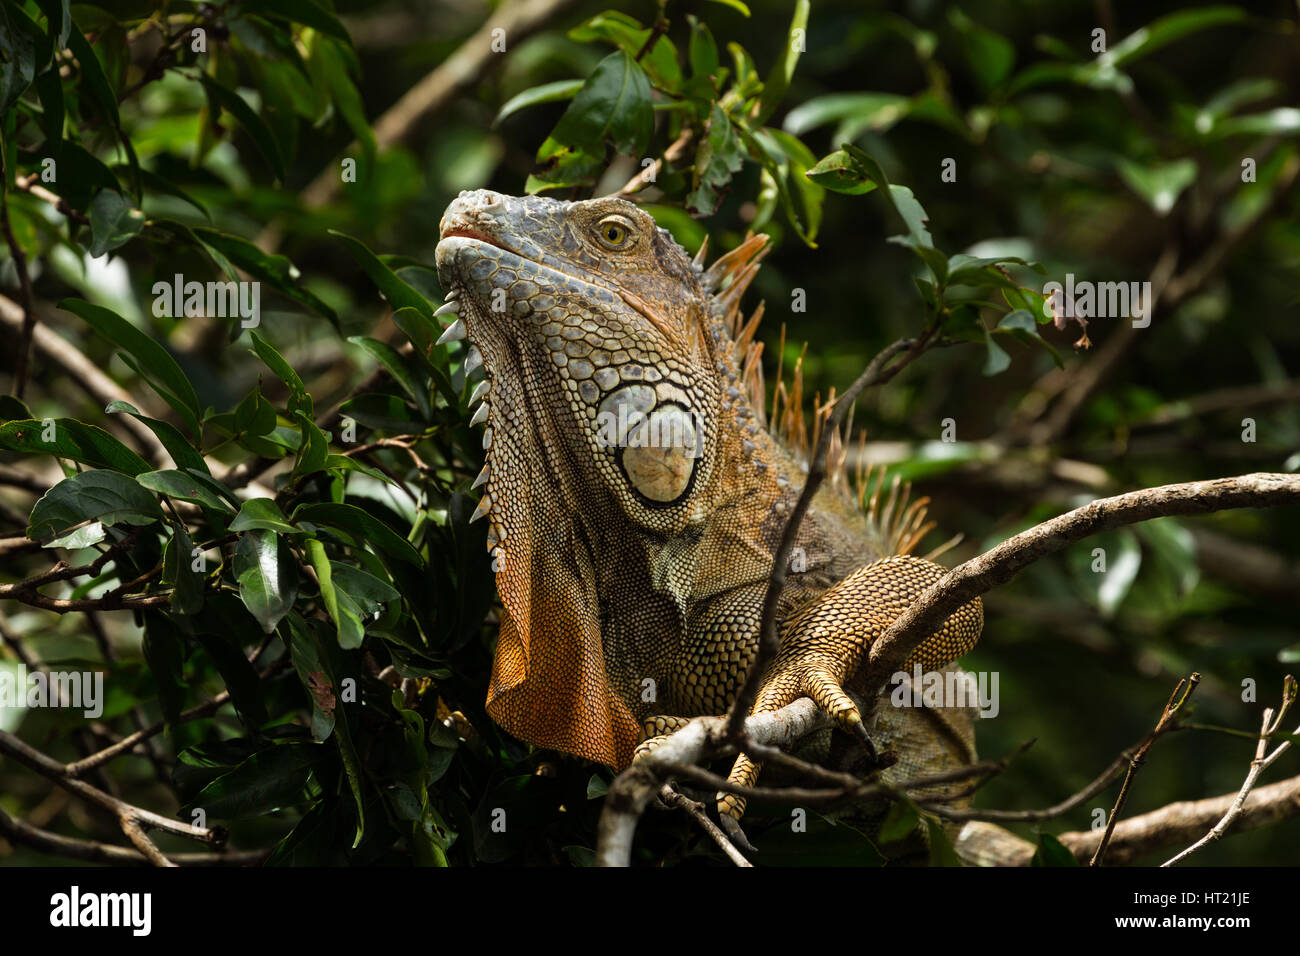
[[1057, 773, 1300, 866], [865, 473, 1300, 689], [0, 729, 221, 864], [0, 806, 264, 866]]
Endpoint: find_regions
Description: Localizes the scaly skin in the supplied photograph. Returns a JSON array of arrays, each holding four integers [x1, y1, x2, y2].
[[433, 190, 982, 824]]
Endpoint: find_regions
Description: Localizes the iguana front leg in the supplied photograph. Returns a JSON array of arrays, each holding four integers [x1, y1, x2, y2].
[[717, 555, 983, 821]]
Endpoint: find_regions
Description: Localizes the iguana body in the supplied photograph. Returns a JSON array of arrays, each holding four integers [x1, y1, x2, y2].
[[434, 190, 982, 823]]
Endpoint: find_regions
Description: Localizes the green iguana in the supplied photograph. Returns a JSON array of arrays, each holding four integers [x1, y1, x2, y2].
[[433, 189, 984, 828]]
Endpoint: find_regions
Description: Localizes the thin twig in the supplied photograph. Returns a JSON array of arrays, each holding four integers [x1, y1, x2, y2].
[[658, 785, 751, 867], [1090, 673, 1200, 866], [1162, 676, 1297, 866], [724, 336, 926, 742]]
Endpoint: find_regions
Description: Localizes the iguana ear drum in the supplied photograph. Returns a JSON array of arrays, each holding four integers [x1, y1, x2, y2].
[[620, 404, 700, 504], [597, 385, 701, 505]]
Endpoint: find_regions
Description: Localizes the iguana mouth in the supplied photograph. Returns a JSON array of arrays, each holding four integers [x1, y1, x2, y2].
[[438, 227, 519, 257]]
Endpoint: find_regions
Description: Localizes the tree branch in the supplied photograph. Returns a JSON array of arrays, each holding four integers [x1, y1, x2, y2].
[[863, 473, 1300, 690]]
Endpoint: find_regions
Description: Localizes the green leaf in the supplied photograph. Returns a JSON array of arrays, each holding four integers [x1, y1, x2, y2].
[[105, 401, 209, 474], [255, 0, 352, 44], [60, 299, 202, 436], [1115, 157, 1197, 216], [688, 17, 720, 83], [291, 410, 330, 479], [65, 20, 119, 127], [805, 147, 879, 195], [87, 189, 145, 257], [828, 145, 933, 247], [1096, 530, 1142, 617], [706, 0, 750, 15], [926, 818, 964, 867], [311, 34, 375, 165], [187, 743, 322, 819], [982, 331, 1011, 376], [194, 228, 339, 326], [0, 418, 150, 474], [1137, 518, 1200, 596], [34, 60, 65, 148], [143, 613, 188, 724], [568, 13, 682, 93], [294, 502, 423, 567], [284, 614, 337, 740], [137, 470, 234, 513], [0, 395, 31, 423], [234, 530, 300, 633], [494, 79, 584, 126], [1032, 833, 1079, 866], [755, 0, 810, 125], [27, 470, 163, 542], [949, 9, 1015, 91], [1108, 6, 1248, 67], [33, 0, 71, 52], [687, 104, 745, 217], [192, 625, 267, 728], [163, 523, 205, 615], [198, 74, 286, 181], [230, 498, 299, 535], [249, 331, 313, 416], [533, 51, 653, 188], [0, 4, 40, 114], [308, 539, 364, 649], [1211, 108, 1300, 139], [348, 336, 431, 419], [232, 388, 278, 437], [331, 231, 434, 317], [331, 563, 399, 610], [784, 92, 911, 138], [115, 164, 210, 219]]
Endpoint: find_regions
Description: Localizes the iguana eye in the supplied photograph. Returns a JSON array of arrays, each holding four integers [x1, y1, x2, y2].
[[595, 216, 634, 250]]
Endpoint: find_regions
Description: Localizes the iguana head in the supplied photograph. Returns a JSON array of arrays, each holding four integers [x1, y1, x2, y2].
[[435, 190, 722, 530], [435, 190, 748, 765]]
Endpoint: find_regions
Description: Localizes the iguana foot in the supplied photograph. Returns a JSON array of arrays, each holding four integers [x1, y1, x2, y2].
[[632, 715, 697, 761], [715, 556, 983, 824]]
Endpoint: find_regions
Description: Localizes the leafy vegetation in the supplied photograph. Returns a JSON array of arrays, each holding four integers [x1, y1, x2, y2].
[[0, 0, 1297, 866]]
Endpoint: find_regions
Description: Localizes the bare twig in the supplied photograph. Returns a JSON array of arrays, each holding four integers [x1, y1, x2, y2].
[[1047, 773, 1300, 866], [1091, 673, 1200, 866], [0, 729, 221, 866], [610, 129, 694, 198], [658, 785, 752, 867], [65, 657, 291, 777], [1163, 676, 1297, 866], [0, 806, 266, 866]]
